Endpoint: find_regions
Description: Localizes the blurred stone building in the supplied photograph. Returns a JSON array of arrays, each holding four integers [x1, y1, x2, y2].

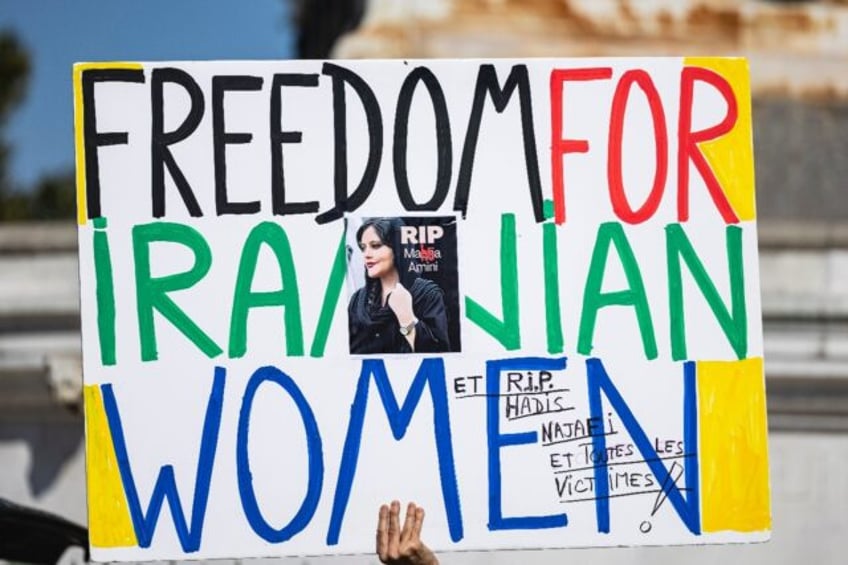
[[1, 1, 847, 564]]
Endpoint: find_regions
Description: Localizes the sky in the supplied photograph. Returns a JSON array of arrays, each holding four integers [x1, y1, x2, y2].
[[0, 0, 295, 190]]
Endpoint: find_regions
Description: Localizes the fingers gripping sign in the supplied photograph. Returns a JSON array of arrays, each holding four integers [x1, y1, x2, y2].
[[376, 501, 439, 565]]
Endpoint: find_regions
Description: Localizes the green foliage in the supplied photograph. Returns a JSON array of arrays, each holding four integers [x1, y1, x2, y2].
[[31, 171, 76, 219], [0, 29, 76, 222], [0, 30, 30, 198], [0, 31, 29, 124], [0, 170, 76, 221]]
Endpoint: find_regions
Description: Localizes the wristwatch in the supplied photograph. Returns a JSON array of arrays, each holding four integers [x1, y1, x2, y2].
[[399, 318, 418, 336]]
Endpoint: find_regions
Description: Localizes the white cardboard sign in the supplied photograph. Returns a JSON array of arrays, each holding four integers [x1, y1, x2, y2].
[[75, 58, 770, 561]]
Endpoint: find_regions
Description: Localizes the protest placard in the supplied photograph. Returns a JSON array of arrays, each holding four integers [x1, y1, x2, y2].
[[75, 57, 770, 561]]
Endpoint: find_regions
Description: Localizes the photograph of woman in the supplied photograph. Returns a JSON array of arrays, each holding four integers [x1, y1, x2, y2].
[[347, 217, 457, 354]]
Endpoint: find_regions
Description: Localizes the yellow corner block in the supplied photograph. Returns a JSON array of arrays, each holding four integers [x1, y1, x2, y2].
[[73, 62, 143, 226], [697, 357, 771, 533], [683, 57, 757, 222], [84, 385, 137, 547]]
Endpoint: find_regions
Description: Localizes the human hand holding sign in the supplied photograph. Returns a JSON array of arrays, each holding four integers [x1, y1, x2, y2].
[[376, 501, 439, 565]]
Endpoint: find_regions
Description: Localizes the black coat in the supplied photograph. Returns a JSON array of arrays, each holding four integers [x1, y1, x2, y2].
[[348, 278, 451, 354]]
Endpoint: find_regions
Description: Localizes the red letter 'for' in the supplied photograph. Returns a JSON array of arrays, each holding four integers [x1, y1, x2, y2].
[[550, 68, 612, 224], [607, 69, 668, 224], [678, 67, 740, 224]]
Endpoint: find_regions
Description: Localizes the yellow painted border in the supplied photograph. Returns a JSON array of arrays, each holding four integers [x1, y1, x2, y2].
[[697, 357, 771, 532], [84, 385, 137, 547], [682, 57, 757, 221], [73, 62, 143, 225]]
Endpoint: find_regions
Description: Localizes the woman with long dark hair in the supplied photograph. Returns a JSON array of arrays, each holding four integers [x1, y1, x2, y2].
[[348, 218, 451, 354]]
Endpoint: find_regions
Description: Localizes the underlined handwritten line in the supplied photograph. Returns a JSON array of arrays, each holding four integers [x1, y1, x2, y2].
[[552, 453, 696, 474], [506, 406, 575, 421], [456, 387, 570, 400], [541, 431, 618, 447], [561, 487, 693, 504]]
